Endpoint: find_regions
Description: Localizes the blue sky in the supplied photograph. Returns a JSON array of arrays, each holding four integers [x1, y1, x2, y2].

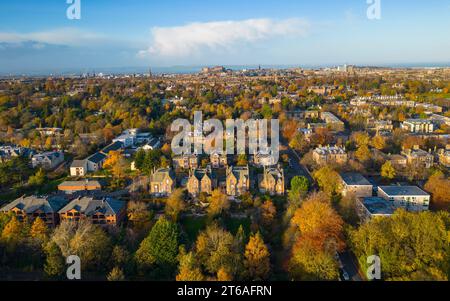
[[1, 0, 450, 73]]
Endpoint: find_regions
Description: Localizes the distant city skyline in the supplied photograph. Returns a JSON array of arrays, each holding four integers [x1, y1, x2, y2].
[[1, 0, 450, 74]]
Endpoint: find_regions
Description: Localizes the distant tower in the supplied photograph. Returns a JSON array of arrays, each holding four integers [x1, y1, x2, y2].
[[149, 67, 152, 78]]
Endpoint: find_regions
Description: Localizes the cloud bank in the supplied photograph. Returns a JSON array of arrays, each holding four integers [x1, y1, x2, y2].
[[0, 28, 108, 48], [140, 18, 310, 57]]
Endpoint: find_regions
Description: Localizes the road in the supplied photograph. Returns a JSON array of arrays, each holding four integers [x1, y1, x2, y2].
[[339, 251, 364, 281], [282, 146, 314, 184]]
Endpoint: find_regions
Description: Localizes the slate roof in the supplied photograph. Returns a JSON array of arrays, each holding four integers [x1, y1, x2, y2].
[[1, 196, 69, 214], [58, 197, 125, 216], [101, 141, 124, 154], [70, 160, 87, 168], [151, 168, 175, 183], [87, 152, 107, 164]]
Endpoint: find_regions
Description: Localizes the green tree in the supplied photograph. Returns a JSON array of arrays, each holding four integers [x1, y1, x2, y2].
[[289, 176, 309, 202], [176, 247, 205, 281], [350, 210, 450, 280], [135, 217, 179, 278], [43, 241, 65, 279], [313, 166, 342, 197]]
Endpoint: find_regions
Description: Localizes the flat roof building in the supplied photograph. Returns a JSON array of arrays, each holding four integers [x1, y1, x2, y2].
[[378, 185, 430, 212]]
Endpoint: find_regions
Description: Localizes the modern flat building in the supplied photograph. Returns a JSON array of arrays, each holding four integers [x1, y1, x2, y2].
[[378, 185, 430, 212], [31, 151, 64, 170], [356, 197, 396, 222], [339, 172, 373, 198]]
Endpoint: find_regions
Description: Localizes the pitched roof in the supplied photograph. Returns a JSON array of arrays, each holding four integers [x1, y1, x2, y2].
[[87, 152, 107, 164], [1, 196, 69, 214], [58, 197, 125, 216], [101, 141, 124, 154], [151, 168, 175, 183], [70, 160, 87, 168]]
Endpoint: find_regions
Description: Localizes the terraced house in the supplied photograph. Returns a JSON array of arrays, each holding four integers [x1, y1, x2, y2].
[[187, 167, 217, 197], [58, 197, 126, 226], [226, 165, 250, 197], [1, 195, 69, 227]]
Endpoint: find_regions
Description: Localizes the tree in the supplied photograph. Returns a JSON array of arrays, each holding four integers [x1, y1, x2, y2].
[[103, 150, 127, 178], [43, 241, 65, 279], [135, 217, 179, 277], [165, 189, 186, 221], [289, 176, 309, 201], [28, 169, 46, 186], [127, 201, 153, 233], [217, 267, 233, 281], [30, 217, 49, 241], [207, 189, 230, 217], [176, 247, 205, 281], [371, 135, 386, 150], [355, 144, 371, 163], [260, 200, 276, 227], [313, 166, 342, 197], [195, 224, 242, 277], [381, 161, 396, 180], [107, 267, 126, 281], [351, 132, 370, 147], [289, 239, 339, 281], [425, 172, 450, 211], [133, 149, 146, 171], [244, 232, 271, 280], [1, 216, 22, 242], [350, 210, 450, 280], [51, 220, 112, 270], [291, 198, 345, 253]]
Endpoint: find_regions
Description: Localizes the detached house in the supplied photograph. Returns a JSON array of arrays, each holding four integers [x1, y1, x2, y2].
[[1, 195, 69, 227], [31, 151, 64, 170], [259, 166, 285, 195], [226, 165, 250, 197], [59, 197, 126, 226], [187, 167, 217, 197], [150, 168, 176, 196]]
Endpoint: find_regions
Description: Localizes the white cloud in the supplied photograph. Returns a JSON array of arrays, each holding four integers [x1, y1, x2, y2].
[[140, 18, 310, 57], [0, 28, 107, 47]]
